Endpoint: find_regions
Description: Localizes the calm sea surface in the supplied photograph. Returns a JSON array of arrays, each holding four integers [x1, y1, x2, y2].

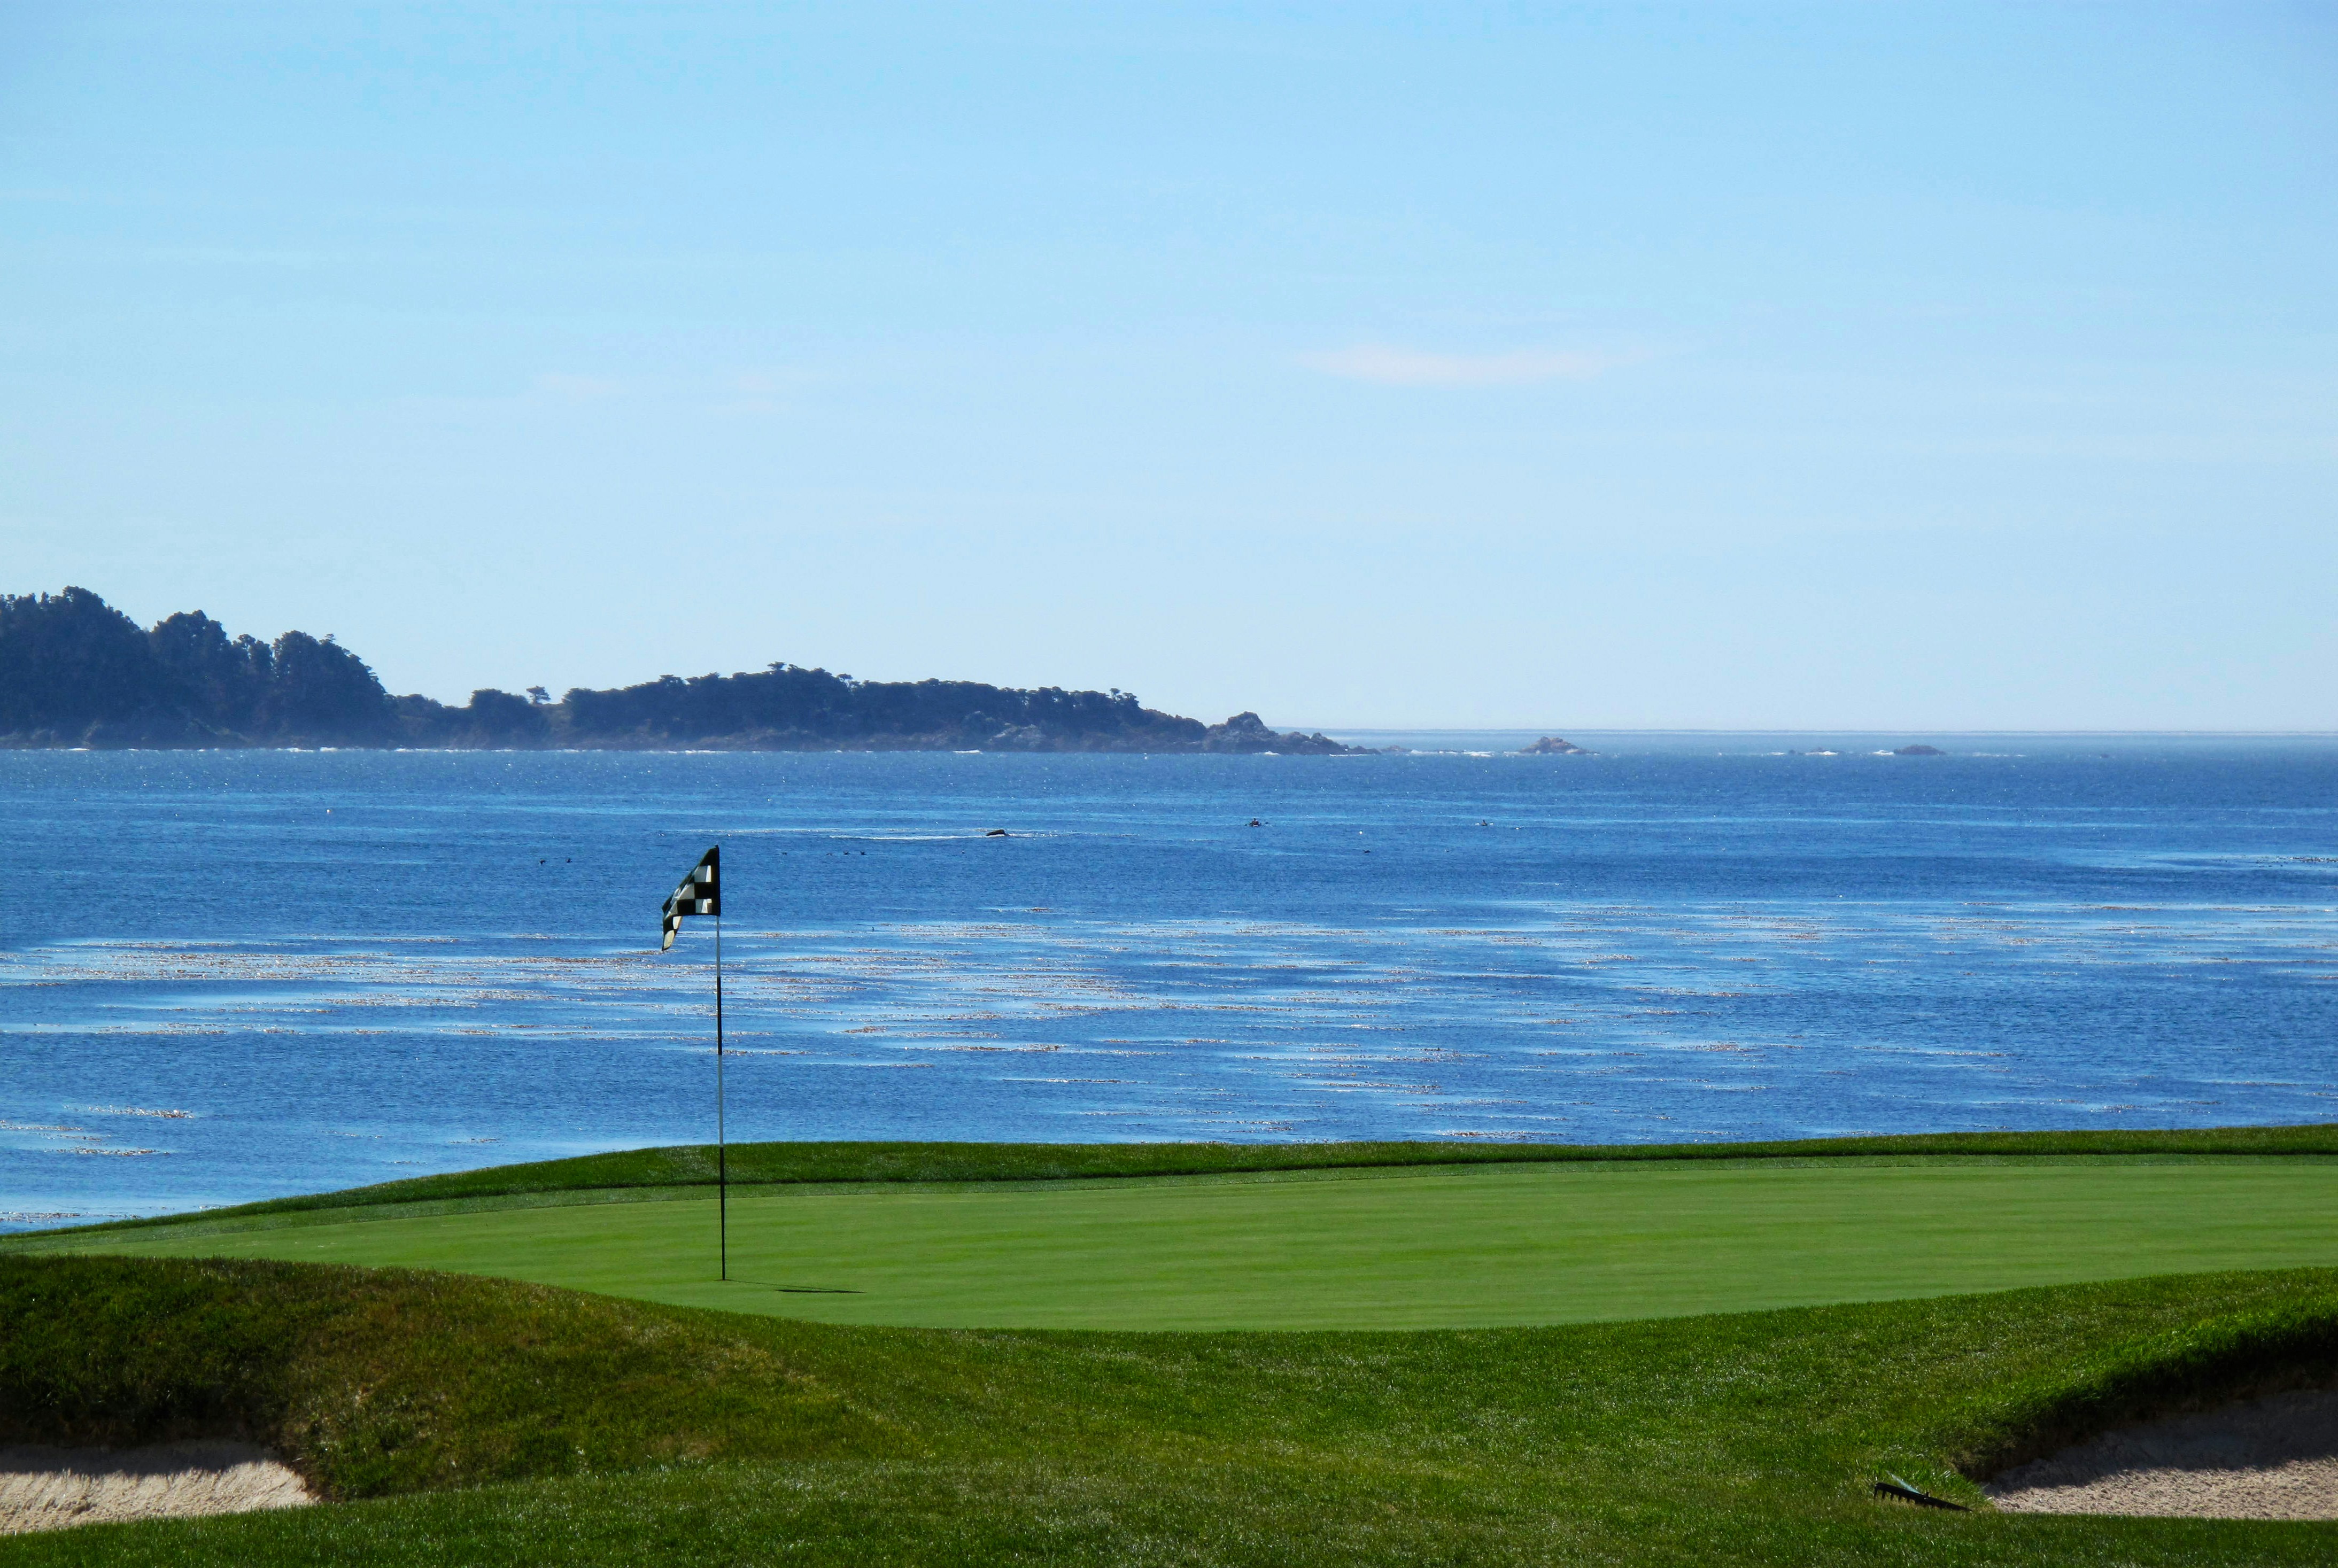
[[4, 735, 2334, 1229]]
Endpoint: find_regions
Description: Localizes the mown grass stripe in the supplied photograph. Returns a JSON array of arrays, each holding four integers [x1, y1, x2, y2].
[[22, 1124, 2338, 1243], [37, 1155, 2338, 1332]]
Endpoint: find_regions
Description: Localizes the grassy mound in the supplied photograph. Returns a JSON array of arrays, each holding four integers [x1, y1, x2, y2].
[[2, 1255, 2335, 1565], [44, 1124, 2338, 1238], [0, 1256, 891, 1500]]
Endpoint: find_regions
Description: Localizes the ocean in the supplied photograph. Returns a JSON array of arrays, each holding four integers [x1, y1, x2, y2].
[[3, 734, 2333, 1229]]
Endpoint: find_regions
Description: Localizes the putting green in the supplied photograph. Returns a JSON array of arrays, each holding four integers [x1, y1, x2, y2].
[[51, 1156, 2338, 1330]]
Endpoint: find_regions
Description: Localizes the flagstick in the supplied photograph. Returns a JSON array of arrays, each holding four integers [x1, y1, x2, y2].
[[715, 914, 727, 1283]]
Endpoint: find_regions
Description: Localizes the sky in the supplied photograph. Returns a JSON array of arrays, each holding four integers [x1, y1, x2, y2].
[[1, 2, 2331, 729]]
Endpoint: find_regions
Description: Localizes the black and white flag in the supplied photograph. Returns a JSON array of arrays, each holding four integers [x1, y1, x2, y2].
[[660, 846, 721, 950]]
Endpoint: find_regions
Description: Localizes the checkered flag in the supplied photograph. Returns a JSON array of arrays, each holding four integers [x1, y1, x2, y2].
[[660, 846, 720, 950]]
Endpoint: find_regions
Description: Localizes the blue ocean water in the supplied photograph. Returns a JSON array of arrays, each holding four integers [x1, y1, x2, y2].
[[3, 735, 2334, 1229]]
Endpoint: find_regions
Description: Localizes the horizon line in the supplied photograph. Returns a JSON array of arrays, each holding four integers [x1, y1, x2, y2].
[[1305, 727, 2338, 738]]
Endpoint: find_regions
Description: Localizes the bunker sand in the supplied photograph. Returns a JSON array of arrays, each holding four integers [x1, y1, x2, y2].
[[0, 1442, 312, 1534], [1988, 1388, 2338, 1519]]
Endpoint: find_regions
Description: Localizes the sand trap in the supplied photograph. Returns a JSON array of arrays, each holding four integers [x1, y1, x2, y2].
[[0, 1441, 314, 1534], [1986, 1388, 2338, 1519]]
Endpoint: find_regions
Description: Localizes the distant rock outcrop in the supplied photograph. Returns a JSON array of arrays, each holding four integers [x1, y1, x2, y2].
[[1520, 735, 1591, 755], [1894, 744, 1946, 756], [1199, 712, 1354, 755]]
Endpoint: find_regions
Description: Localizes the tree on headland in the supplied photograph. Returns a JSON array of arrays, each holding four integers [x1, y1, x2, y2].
[[148, 611, 275, 734], [0, 587, 158, 737], [252, 632, 396, 743], [456, 688, 551, 743], [0, 587, 1366, 754], [0, 588, 397, 746]]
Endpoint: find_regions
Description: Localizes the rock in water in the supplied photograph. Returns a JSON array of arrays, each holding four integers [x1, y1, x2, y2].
[[1198, 713, 1359, 755], [1520, 736, 1590, 755]]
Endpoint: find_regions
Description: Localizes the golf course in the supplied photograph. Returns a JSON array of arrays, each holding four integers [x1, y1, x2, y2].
[[4, 1129, 2336, 1564]]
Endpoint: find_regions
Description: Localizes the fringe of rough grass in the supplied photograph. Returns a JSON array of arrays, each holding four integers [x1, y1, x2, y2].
[[9, 1259, 2338, 1566]]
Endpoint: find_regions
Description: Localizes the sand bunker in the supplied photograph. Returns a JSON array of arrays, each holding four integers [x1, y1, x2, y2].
[[0, 1441, 313, 1534], [1987, 1388, 2338, 1519]]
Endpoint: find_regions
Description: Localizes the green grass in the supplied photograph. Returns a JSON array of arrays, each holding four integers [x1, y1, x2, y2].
[[22, 1153, 2338, 1330], [47, 1123, 2338, 1238], [6, 1132, 2336, 1564], [2, 1253, 2335, 1566]]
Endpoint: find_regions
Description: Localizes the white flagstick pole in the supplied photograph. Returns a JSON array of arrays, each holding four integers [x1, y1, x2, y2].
[[716, 910, 727, 1283]]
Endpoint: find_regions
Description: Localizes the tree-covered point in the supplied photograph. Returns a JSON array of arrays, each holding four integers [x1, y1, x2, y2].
[[0, 588, 397, 748], [0, 587, 1358, 752]]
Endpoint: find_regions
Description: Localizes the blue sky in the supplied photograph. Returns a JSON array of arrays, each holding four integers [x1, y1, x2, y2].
[[2, 2, 2331, 728]]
